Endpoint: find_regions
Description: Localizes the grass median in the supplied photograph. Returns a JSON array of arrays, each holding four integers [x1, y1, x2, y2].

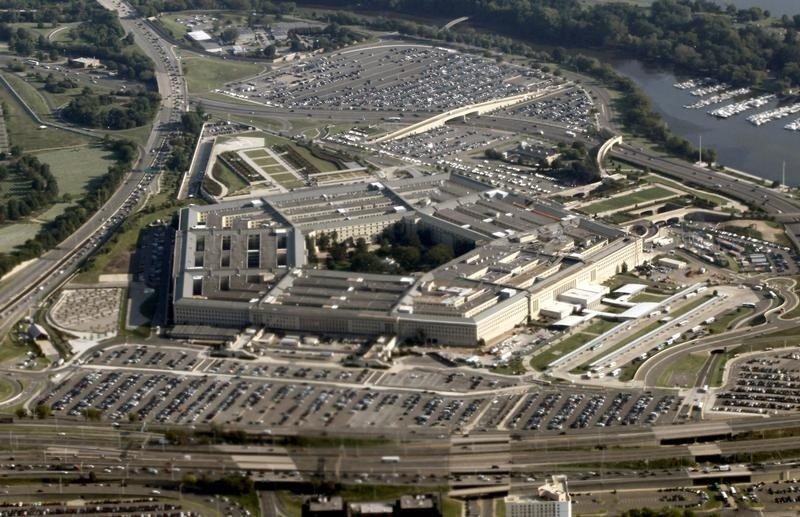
[[531, 332, 593, 371]]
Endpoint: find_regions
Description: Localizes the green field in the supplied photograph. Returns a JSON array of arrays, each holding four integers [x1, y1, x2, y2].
[[582, 186, 676, 214], [179, 50, 264, 93], [671, 294, 713, 319], [531, 332, 593, 370], [292, 144, 340, 173], [0, 76, 91, 152], [656, 352, 707, 387], [211, 160, 249, 194], [243, 149, 269, 159], [630, 291, 668, 303], [36, 145, 114, 197], [583, 318, 618, 335], [271, 173, 304, 189], [0, 222, 41, 251], [707, 307, 753, 334], [3, 72, 51, 118], [34, 202, 71, 223], [76, 201, 183, 283], [156, 15, 190, 38], [645, 175, 730, 206]]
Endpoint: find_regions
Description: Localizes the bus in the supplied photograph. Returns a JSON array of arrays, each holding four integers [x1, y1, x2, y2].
[[381, 456, 400, 463]]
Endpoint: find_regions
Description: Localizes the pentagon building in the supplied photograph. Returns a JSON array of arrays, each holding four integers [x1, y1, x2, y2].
[[173, 173, 643, 345]]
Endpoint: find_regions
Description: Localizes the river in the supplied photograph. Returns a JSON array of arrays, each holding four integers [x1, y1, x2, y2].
[[652, 0, 800, 17], [614, 60, 800, 185], [711, 0, 799, 16]]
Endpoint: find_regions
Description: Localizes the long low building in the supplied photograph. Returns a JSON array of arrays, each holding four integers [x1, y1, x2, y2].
[[172, 173, 644, 345]]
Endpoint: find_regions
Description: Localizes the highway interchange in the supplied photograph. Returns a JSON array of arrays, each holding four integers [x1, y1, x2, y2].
[[3, 0, 800, 513]]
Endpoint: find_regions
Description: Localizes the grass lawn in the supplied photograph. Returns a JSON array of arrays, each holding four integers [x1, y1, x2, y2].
[[0, 78, 91, 152], [286, 143, 340, 173], [531, 332, 593, 370], [443, 498, 463, 517], [112, 124, 153, 148], [231, 492, 260, 517], [156, 15, 190, 39], [33, 202, 71, 223], [582, 186, 676, 214], [708, 307, 753, 334], [179, 50, 264, 93], [243, 149, 270, 159], [670, 295, 713, 319], [211, 160, 249, 194], [583, 318, 618, 335], [645, 175, 730, 206], [35, 145, 114, 197], [0, 377, 16, 402], [0, 328, 39, 365], [76, 203, 184, 283], [656, 352, 707, 387], [3, 72, 51, 117], [0, 222, 41, 252], [630, 291, 667, 303], [275, 492, 302, 517]]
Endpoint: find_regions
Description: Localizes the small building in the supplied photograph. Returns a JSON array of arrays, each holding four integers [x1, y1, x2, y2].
[[540, 301, 575, 320], [68, 57, 101, 68], [504, 140, 561, 165], [505, 475, 572, 517], [657, 257, 687, 269], [395, 494, 440, 516], [302, 496, 346, 517], [557, 284, 609, 309], [27, 323, 49, 341], [187, 29, 213, 41], [613, 283, 648, 296], [348, 502, 394, 516]]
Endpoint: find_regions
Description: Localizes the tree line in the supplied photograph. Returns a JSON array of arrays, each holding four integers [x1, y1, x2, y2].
[[0, 6, 155, 83], [0, 154, 59, 224], [61, 87, 161, 130], [0, 137, 137, 279]]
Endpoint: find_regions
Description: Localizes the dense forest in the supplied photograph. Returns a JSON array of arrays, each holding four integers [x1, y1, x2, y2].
[[61, 88, 161, 129]]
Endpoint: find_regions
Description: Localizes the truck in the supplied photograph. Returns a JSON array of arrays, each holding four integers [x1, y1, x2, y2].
[[565, 130, 577, 137], [381, 456, 401, 463]]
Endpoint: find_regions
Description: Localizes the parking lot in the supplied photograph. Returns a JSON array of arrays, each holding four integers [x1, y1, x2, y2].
[[713, 350, 800, 414], [501, 87, 595, 131], [678, 223, 795, 274], [505, 390, 680, 431], [43, 344, 687, 435], [226, 44, 558, 112]]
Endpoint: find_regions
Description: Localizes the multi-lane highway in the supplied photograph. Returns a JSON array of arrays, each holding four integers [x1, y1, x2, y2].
[[610, 144, 800, 217], [0, 0, 187, 336]]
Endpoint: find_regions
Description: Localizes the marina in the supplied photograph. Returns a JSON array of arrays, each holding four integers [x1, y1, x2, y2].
[[616, 59, 799, 183], [708, 94, 775, 119], [683, 87, 750, 109], [747, 103, 800, 126]]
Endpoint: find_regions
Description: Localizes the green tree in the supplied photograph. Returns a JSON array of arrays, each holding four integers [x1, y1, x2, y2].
[[34, 403, 51, 419]]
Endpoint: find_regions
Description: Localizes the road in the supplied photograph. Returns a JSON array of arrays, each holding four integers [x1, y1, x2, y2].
[[610, 144, 800, 218], [0, 0, 187, 336]]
